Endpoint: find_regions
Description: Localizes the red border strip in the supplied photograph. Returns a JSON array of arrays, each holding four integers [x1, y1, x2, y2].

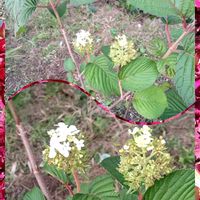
[[8, 79, 194, 126], [0, 21, 5, 200]]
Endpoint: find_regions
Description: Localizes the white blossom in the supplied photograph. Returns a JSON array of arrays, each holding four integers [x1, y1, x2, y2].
[[74, 138, 85, 150], [123, 145, 130, 150], [47, 122, 83, 158], [116, 35, 128, 48], [128, 127, 139, 135], [75, 30, 93, 47]]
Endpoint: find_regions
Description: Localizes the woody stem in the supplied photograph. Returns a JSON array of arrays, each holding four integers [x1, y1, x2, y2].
[[72, 170, 81, 193]]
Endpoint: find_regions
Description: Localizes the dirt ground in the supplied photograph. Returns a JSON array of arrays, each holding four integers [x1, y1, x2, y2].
[[6, 82, 194, 200], [6, 1, 165, 98]]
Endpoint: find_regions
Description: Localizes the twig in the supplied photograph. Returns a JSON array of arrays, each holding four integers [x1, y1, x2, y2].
[[8, 100, 52, 200], [65, 184, 74, 196], [72, 170, 81, 193], [162, 23, 194, 59], [124, 94, 133, 118], [165, 22, 172, 47], [48, 0, 85, 89], [182, 16, 187, 31], [109, 92, 131, 110], [138, 192, 143, 200]]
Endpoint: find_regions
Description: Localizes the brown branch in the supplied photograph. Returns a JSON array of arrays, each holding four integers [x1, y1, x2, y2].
[[162, 23, 194, 59], [138, 192, 143, 200], [182, 16, 187, 31], [72, 170, 81, 193], [8, 100, 52, 200], [165, 22, 172, 47], [124, 93, 133, 118], [48, 0, 85, 89], [109, 92, 131, 110], [65, 184, 74, 196]]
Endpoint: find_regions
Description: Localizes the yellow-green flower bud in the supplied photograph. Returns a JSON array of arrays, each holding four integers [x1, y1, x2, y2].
[[118, 126, 173, 192], [109, 35, 137, 67]]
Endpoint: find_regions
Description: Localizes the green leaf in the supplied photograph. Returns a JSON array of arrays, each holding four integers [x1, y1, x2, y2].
[[48, 1, 68, 18], [119, 189, 138, 200], [6, 0, 39, 33], [127, 0, 194, 18], [159, 88, 187, 120], [143, 169, 194, 200], [43, 162, 69, 184], [157, 53, 178, 77], [84, 55, 119, 95], [119, 57, 158, 92], [173, 33, 194, 106], [70, 0, 95, 6], [101, 46, 111, 58], [64, 58, 76, 72], [73, 174, 119, 200], [100, 156, 127, 187], [23, 187, 45, 200], [161, 16, 182, 25], [67, 72, 74, 83], [132, 86, 168, 119], [147, 38, 168, 57]]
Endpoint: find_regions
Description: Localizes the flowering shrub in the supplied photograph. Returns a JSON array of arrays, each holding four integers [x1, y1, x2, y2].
[[6, 0, 195, 121], [20, 124, 194, 200]]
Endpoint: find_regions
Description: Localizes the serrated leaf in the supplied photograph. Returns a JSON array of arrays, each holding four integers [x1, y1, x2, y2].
[[132, 86, 168, 119], [157, 53, 178, 77], [159, 88, 187, 120], [23, 187, 45, 200], [173, 33, 194, 107], [64, 58, 76, 72], [48, 1, 68, 18], [100, 156, 127, 187], [70, 0, 95, 6], [119, 57, 158, 92], [43, 162, 69, 184], [84, 55, 119, 95], [143, 169, 194, 200], [147, 38, 168, 57], [127, 0, 194, 18], [73, 175, 119, 200], [6, 0, 39, 33]]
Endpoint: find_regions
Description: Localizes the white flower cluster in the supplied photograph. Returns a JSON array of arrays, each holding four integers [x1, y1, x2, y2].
[[48, 122, 85, 159], [127, 125, 166, 150], [73, 30, 93, 54]]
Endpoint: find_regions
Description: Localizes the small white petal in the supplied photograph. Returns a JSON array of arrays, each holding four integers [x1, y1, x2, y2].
[[49, 147, 57, 158], [123, 145, 129, 150]]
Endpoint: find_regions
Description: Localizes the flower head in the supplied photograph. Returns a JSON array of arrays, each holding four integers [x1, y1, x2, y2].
[[109, 34, 137, 67], [43, 122, 88, 172], [118, 126, 173, 192], [73, 30, 93, 54]]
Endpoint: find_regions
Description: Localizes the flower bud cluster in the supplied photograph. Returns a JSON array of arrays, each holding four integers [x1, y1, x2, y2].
[[109, 35, 137, 67], [73, 30, 94, 54], [43, 122, 88, 172], [118, 126, 173, 191]]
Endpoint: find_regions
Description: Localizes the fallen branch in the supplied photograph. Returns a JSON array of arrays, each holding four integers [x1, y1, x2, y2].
[[8, 100, 52, 200]]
